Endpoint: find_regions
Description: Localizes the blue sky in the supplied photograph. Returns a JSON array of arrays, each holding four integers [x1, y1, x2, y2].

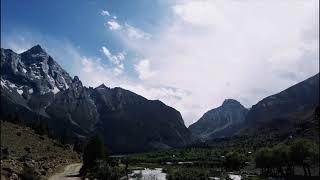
[[1, 0, 319, 126], [1, 0, 168, 51], [1, 0, 169, 72]]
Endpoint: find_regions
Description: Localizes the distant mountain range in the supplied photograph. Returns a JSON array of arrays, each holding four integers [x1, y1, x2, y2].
[[189, 73, 319, 141], [1, 45, 318, 151], [0, 45, 191, 153]]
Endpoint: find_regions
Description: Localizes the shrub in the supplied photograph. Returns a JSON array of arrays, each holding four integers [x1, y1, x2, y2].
[[22, 165, 41, 180], [80, 134, 105, 175]]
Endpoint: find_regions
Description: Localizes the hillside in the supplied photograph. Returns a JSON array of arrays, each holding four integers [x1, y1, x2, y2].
[[245, 73, 319, 129], [0, 120, 80, 180], [190, 73, 319, 142]]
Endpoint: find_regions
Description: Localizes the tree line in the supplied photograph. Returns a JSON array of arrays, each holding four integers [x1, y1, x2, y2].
[[255, 138, 319, 177]]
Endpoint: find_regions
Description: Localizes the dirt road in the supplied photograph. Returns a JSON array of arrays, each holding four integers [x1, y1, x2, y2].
[[48, 163, 82, 180]]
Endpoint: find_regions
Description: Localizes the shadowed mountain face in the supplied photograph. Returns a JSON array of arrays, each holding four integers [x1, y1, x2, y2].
[[243, 73, 319, 134], [0, 45, 191, 153], [90, 85, 191, 152], [190, 74, 319, 141], [188, 99, 248, 140]]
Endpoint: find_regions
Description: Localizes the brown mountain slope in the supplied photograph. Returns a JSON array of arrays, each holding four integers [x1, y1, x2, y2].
[[0, 120, 80, 180]]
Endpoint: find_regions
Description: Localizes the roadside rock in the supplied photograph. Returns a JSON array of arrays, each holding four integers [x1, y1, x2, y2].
[[9, 173, 18, 180], [1, 147, 9, 159]]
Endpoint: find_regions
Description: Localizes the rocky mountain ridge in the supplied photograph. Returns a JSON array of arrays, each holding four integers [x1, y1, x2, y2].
[[1, 45, 191, 153], [189, 99, 248, 140], [189, 74, 319, 140], [243, 73, 319, 135]]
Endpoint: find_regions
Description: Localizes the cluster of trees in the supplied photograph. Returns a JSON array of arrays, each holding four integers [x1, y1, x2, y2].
[[130, 148, 228, 164], [79, 135, 126, 179], [130, 147, 250, 171], [255, 138, 319, 177], [222, 151, 247, 170]]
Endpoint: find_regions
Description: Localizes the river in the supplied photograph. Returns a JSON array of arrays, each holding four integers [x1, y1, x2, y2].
[[128, 168, 167, 180]]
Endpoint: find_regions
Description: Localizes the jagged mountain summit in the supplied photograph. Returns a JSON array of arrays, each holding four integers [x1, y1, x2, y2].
[[1, 45, 72, 95], [188, 99, 248, 140], [0, 45, 191, 153]]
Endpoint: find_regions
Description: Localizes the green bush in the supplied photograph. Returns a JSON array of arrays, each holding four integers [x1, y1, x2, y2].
[[84, 161, 126, 180]]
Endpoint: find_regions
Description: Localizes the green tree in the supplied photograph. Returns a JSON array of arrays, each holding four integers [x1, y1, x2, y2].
[[73, 137, 84, 153], [60, 122, 69, 144], [223, 151, 245, 170], [271, 144, 290, 176], [255, 147, 273, 175], [289, 138, 318, 176], [256, 139, 319, 177], [80, 134, 105, 175]]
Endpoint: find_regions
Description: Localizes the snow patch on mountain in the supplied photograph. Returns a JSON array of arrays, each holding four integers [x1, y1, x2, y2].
[[17, 89, 23, 95], [1, 79, 7, 88], [52, 86, 60, 94], [62, 77, 69, 89], [28, 88, 34, 94], [9, 83, 17, 88]]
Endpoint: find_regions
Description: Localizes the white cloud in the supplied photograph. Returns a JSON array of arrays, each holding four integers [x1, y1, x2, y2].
[[100, 10, 110, 16], [4, 1, 318, 126], [120, 0, 319, 126], [173, 0, 223, 27], [59, 44, 126, 85], [116, 52, 125, 61], [101, 46, 126, 76], [81, 57, 95, 72], [113, 67, 123, 75], [1, 35, 33, 53], [103, 18, 151, 40], [125, 24, 152, 40], [107, 20, 122, 30], [102, 46, 111, 56], [101, 46, 125, 65], [134, 59, 156, 80]]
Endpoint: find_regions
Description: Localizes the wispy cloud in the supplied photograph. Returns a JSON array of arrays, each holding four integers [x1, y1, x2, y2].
[[125, 24, 151, 40], [101, 10, 151, 40], [101, 46, 125, 75], [106, 20, 122, 30], [1, 34, 33, 53], [134, 59, 156, 80], [100, 10, 110, 16]]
